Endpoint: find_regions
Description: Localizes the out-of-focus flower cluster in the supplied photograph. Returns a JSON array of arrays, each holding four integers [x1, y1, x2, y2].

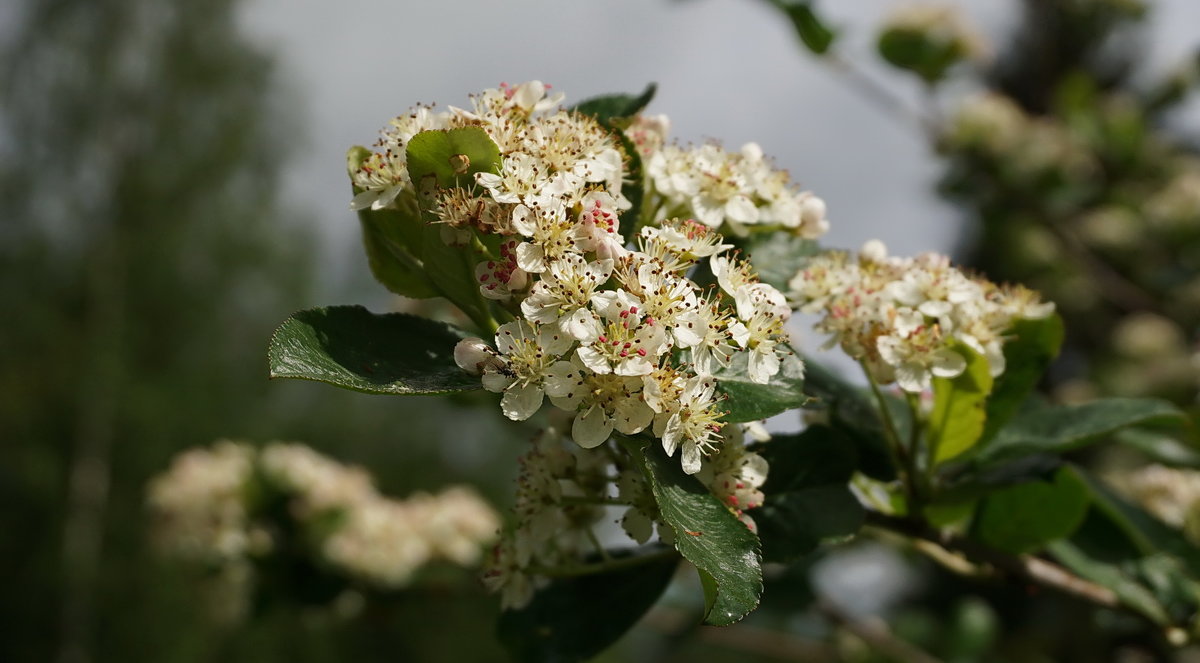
[[946, 93, 1096, 184], [147, 440, 500, 612], [941, 89, 1200, 403], [789, 240, 1054, 392]]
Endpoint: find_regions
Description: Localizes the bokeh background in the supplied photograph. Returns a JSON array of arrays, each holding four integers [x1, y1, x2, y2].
[[2, 0, 1198, 661]]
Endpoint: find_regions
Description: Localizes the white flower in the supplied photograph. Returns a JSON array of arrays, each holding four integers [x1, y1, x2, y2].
[[478, 320, 575, 421], [574, 191, 627, 261], [876, 327, 967, 393], [520, 254, 613, 341], [575, 290, 672, 377], [673, 294, 742, 376], [656, 376, 726, 475], [546, 359, 655, 448], [510, 197, 580, 273]]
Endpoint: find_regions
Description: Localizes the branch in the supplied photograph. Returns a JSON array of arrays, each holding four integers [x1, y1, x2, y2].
[[644, 607, 837, 662], [817, 598, 945, 663], [865, 511, 1118, 609]]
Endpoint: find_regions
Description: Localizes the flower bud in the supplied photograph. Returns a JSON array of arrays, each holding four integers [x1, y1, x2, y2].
[[454, 338, 500, 375]]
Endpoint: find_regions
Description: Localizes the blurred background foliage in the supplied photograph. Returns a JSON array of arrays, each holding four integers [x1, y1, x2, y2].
[[1, 0, 1198, 661], [0, 0, 523, 661]]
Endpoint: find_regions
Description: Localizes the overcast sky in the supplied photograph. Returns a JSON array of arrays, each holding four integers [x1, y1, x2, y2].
[[237, 0, 1199, 305]]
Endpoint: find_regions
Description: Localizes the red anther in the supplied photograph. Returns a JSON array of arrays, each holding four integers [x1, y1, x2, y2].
[[619, 350, 628, 357], [598, 335, 608, 343], [487, 261, 496, 269], [636, 348, 647, 356], [479, 274, 490, 282], [736, 482, 745, 489], [623, 342, 632, 348], [619, 310, 629, 318], [645, 317, 655, 326], [630, 306, 638, 314], [612, 339, 621, 346]]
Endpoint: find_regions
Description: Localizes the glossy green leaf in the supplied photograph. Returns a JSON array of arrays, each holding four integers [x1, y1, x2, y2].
[[973, 466, 1090, 554], [405, 127, 502, 192], [497, 551, 678, 663], [980, 315, 1064, 445], [571, 83, 657, 127], [714, 348, 808, 422], [929, 344, 993, 467], [631, 439, 762, 626], [268, 306, 481, 395], [973, 398, 1187, 466], [752, 426, 864, 562], [770, 1, 837, 55], [741, 231, 819, 291]]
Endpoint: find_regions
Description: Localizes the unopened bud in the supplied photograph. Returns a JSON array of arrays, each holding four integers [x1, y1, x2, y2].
[[454, 338, 499, 375]]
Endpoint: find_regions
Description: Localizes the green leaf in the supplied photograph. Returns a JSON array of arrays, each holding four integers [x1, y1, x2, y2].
[[1054, 481, 1200, 626], [741, 231, 820, 291], [615, 130, 646, 236], [497, 551, 678, 663], [770, 1, 837, 55], [1046, 539, 1170, 625], [1114, 428, 1200, 469], [973, 398, 1187, 466], [929, 344, 993, 467], [802, 357, 897, 480], [972, 466, 1090, 554], [571, 83, 657, 127], [268, 305, 481, 395], [751, 426, 864, 562], [630, 439, 762, 626], [405, 127, 502, 192], [714, 348, 807, 422], [877, 28, 963, 84], [980, 315, 1064, 445], [357, 204, 439, 299]]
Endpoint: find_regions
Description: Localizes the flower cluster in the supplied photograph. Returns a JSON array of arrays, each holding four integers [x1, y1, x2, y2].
[[147, 440, 501, 604], [350, 80, 624, 221], [352, 83, 799, 474], [789, 240, 1055, 392], [641, 139, 830, 238], [350, 82, 825, 610], [455, 215, 791, 473]]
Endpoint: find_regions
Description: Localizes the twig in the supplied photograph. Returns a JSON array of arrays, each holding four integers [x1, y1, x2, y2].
[[865, 511, 1118, 609], [826, 53, 939, 139], [817, 597, 945, 663], [643, 606, 838, 662]]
